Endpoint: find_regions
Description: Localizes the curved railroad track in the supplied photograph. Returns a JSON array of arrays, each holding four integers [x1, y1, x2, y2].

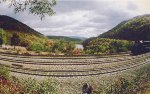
[[0, 52, 130, 59], [0, 52, 150, 77]]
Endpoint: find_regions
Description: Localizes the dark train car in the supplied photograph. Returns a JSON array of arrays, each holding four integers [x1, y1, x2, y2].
[[131, 41, 150, 55]]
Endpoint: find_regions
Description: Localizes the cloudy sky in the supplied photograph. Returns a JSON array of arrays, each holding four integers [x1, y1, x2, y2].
[[0, 0, 150, 38]]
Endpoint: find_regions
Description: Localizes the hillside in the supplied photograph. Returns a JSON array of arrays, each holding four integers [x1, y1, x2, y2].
[[69, 36, 87, 40], [47, 36, 82, 42], [99, 14, 150, 41], [0, 15, 44, 38], [0, 15, 79, 54], [0, 15, 54, 52]]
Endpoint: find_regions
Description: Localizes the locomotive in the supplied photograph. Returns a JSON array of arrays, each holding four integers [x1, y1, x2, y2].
[[131, 40, 150, 55]]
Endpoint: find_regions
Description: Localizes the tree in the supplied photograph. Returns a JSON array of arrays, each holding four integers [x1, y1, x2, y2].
[[51, 40, 75, 55], [0, 0, 56, 19], [65, 42, 75, 55], [0, 38, 3, 47], [11, 33, 20, 49], [51, 40, 67, 54], [28, 42, 44, 52], [83, 37, 133, 54], [0, 28, 7, 45]]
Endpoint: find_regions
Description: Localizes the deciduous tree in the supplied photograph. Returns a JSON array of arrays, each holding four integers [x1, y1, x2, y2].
[[0, 0, 56, 19]]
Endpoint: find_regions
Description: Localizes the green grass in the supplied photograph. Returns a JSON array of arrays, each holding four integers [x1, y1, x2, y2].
[[22, 78, 58, 94], [0, 65, 10, 79], [98, 63, 150, 94]]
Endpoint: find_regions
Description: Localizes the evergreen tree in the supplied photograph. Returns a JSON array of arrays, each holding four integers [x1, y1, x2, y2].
[[11, 33, 20, 49], [0, 38, 3, 47]]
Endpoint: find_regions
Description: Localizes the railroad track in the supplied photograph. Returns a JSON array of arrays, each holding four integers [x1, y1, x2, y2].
[[6, 57, 150, 77], [0, 57, 133, 65], [0, 52, 130, 59], [0, 52, 149, 77], [0, 52, 134, 63], [0, 52, 134, 68]]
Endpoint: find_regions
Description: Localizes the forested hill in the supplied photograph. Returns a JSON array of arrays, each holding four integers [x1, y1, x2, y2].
[[99, 14, 150, 41], [47, 36, 82, 42], [0, 15, 44, 38], [0, 15, 54, 52]]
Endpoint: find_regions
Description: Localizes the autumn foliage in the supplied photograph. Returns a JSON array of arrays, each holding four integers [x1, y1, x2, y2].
[[72, 48, 83, 55], [83, 37, 133, 54], [0, 76, 24, 94]]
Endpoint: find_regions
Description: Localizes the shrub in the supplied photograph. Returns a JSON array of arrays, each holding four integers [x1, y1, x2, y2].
[[37, 80, 58, 94], [0, 28, 7, 44], [23, 78, 58, 94], [85, 49, 93, 54], [0, 65, 10, 79], [72, 48, 83, 55], [28, 42, 45, 52]]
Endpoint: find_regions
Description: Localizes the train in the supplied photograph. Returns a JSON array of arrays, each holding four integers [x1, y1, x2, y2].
[[131, 41, 150, 55]]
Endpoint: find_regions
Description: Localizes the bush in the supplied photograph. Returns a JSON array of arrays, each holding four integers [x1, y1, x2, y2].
[[28, 42, 45, 52], [23, 78, 58, 94], [0, 28, 7, 44], [0, 65, 10, 79], [37, 80, 58, 94], [72, 48, 83, 55]]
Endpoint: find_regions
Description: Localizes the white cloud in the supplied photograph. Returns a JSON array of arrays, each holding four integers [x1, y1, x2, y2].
[[0, 0, 150, 38]]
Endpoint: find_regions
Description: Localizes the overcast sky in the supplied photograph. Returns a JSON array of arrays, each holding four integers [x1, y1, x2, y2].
[[0, 0, 150, 38]]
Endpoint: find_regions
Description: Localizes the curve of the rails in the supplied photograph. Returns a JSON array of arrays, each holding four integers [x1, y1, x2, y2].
[[3, 55, 150, 77], [0, 53, 148, 67], [0, 54, 137, 67], [9, 59, 150, 77], [0, 53, 149, 77], [0, 54, 134, 65], [7, 58, 145, 73], [0, 52, 130, 59], [0, 57, 131, 65]]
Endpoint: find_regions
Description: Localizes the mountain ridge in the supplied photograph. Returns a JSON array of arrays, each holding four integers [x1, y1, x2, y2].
[[99, 14, 150, 41], [0, 15, 44, 38], [47, 35, 82, 42]]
